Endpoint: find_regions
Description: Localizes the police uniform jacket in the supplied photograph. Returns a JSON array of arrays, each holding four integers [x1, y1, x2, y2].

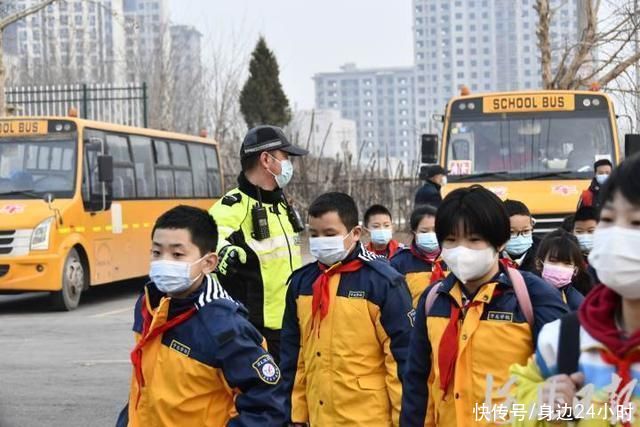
[[209, 173, 302, 330]]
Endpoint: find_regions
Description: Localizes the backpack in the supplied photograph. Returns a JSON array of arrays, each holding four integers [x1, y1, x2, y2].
[[424, 267, 534, 328], [556, 311, 581, 375]]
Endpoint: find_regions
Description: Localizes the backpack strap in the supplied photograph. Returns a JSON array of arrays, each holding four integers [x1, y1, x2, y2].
[[557, 312, 581, 375], [424, 282, 442, 315], [506, 268, 534, 328]]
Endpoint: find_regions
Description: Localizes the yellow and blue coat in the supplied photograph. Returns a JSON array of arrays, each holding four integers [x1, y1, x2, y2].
[[118, 275, 287, 427], [401, 264, 568, 427], [280, 245, 415, 426]]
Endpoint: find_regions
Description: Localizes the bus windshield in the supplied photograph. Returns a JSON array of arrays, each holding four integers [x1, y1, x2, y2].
[[0, 136, 77, 198], [445, 112, 614, 181]]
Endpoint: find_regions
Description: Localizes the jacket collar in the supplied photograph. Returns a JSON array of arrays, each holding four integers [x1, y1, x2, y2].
[[146, 274, 238, 318], [237, 172, 284, 205], [439, 262, 511, 294], [426, 179, 441, 191]]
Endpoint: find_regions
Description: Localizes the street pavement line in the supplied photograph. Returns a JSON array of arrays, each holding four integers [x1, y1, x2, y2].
[[73, 359, 130, 365], [89, 307, 132, 318]]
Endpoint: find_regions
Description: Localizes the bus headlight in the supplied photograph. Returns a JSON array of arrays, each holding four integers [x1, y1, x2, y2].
[[31, 217, 54, 251]]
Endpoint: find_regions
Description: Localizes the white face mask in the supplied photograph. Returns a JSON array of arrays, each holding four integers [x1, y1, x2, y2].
[[309, 232, 353, 266], [441, 176, 448, 187], [149, 256, 206, 294], [268, 154, 293, 188], [589, 226, 640, 299], [441, 246, 497, 283], [595, 174, 609, 185]]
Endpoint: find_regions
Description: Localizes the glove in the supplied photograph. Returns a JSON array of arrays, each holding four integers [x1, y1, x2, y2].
[[216, 245, 247, 276]]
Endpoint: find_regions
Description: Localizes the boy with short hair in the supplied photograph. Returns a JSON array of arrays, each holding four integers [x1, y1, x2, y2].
[[280, 192, 414, 426], [502, 199, 539, 273], [573, 206, 598, 255], [363, 204, 403, 258], [118, 205, 286, 427]]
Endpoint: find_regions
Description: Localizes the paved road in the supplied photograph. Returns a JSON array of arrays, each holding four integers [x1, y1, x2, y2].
[[0, 281, 142, 427]]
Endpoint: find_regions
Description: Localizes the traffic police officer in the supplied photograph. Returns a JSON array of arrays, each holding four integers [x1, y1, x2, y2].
[[209, 125, 308, 361]]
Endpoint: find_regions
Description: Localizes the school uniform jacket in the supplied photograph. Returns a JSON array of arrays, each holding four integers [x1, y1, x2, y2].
[[390, 244, 441, 307], [400, 264, 568, 427], [280, 244, 415, 426], [120, 275, 287, 427]]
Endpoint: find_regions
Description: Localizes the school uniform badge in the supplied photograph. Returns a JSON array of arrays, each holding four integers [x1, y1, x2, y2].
[[252, 354, 281, 384]]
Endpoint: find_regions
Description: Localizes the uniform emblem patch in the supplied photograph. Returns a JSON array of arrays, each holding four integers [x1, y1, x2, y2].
[[252, 354, 281, 384], [170, 339, 191, 356], [487, 311, 513, 322], [348, 290, 365, 299], [221, 193, 242, 206]]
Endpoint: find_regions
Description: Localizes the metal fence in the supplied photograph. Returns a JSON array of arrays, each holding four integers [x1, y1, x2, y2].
[[5, 82, 148, 127]]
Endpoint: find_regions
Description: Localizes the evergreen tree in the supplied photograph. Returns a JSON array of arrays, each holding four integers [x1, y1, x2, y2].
[[240, 37, 291, 129]]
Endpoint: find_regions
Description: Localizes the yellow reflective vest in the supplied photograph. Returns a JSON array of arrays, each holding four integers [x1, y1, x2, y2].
[[209, 173, 302, 330]]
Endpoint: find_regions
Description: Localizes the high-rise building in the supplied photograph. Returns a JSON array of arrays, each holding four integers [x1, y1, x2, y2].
[[290, 109, 358, 161], [4, 0, 126, 84], [123, 0, 170, 81], [313, 63, 417, 172], [169, 24, 203, 133], [413, 0, 581, 133]]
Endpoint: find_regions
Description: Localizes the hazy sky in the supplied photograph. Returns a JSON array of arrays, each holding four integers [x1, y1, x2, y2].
[[169, 0, 414, 110]]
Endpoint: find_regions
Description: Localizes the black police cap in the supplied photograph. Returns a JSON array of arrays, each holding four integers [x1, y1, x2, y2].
[[240, 125, 309, 159]]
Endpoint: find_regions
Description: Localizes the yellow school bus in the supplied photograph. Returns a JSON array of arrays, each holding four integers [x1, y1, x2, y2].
[[0, 117, 222, 310], [424, 90, 621, 233]]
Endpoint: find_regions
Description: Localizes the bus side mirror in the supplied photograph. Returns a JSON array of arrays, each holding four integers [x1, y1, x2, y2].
[[625, 134, 640, 158], [421, 134, 439, 164], [97, 155, 113, 183]]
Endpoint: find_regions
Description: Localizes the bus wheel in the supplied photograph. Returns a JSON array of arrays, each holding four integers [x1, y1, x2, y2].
[[50, 248, 85, 311]]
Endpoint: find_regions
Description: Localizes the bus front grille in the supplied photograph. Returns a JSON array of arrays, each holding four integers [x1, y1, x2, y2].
[[0, 230, 30, 256], [533, 215, 569, 235]]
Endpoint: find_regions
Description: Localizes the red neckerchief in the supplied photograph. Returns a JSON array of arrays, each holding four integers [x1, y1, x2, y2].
[[438, 285, 503, 393], [409, 243, 440, 264], [430, 260, 446, 284], [311, 259, 363, 336], [130, 294, 196, 407], [499, 257, 519, 270], [366, 239, 401, 258], [578, 284, 640, 358]]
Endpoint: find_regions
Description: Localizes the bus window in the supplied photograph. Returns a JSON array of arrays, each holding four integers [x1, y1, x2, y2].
[[204, 146, 222, 197], [106, 134, 135, 199], [170, 141, 194, 198], [153, 140, 174, 198], [188, 144, 208, 197], [130, 136, 156, 198]]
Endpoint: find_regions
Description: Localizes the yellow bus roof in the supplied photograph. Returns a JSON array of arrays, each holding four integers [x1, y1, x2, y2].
[[448, 89, 613, 103], [0, 116, 218, 145]]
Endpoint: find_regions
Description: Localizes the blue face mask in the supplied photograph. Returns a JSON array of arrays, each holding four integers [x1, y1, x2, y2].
[[575, 233, 594, 253], [595, 174, 609, 185], [506, 234, 533, 257], [370, 228, 393, 245], [268, 154, 293, 188], [416, 232, 439, 253]]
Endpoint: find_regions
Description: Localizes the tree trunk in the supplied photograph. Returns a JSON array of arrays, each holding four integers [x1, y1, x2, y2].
[[535, 0, 553, 89]]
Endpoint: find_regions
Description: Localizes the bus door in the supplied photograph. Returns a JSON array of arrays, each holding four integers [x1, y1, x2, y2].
[[82, 131, 116, 285]]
